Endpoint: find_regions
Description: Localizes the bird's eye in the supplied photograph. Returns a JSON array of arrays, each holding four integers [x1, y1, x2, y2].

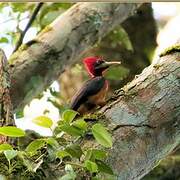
[[96, 60, 104, 65]]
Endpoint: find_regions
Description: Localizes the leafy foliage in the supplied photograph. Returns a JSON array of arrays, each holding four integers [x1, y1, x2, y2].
[[0, 144, 13, 151], [32, 116, 53, 128], [62, 109, 78, 123], [84, 160, 98, 173], [92, 123, 112, 148], [0, 37, 9, 43], [25, 139, 46, 155], [0, 108, 113, 179], [4, 150, 17, 161], [0, 126, 25, 137]]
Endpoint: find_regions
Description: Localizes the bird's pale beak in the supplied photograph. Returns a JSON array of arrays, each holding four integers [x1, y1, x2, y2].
[[98, 61, 121, 69], [104, 61, 121, 66]]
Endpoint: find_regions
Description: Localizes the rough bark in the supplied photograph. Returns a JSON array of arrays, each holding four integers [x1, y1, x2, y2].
[[9, 2, 141, 112], [99, 50, 180, 179], [0, 49, 15, 144]]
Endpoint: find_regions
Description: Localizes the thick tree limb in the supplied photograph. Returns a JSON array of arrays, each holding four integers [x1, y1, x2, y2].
[[9, 3, 141, 112], [98, 50, 180, 179]]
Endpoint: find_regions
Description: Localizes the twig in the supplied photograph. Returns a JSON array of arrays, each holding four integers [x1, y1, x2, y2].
[[13, 2, 43, 53]]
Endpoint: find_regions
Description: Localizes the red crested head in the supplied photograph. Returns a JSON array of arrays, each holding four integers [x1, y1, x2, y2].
[[83, 56, 121, 77], [83, 56, 101, 77]]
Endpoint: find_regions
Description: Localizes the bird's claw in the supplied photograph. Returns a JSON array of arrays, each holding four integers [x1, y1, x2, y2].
[[114, 89, 125, 95]]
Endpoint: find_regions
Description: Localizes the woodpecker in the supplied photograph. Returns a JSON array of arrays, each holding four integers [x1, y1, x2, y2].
[[70, 56, 121, 115]]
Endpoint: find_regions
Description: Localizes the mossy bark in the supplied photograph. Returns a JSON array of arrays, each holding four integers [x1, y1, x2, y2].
[[100, 50, 180, 179]]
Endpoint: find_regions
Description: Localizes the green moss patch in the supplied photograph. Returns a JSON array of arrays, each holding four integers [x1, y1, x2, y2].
[[160, 44, 180, 57]]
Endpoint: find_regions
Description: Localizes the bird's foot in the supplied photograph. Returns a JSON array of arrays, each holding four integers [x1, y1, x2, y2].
[[114, 88, 125, 96], [108, 88, 125, 101]]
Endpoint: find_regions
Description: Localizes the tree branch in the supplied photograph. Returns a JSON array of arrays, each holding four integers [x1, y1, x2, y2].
[[99, 50, 180, 179], [9, 3, 141, 112], [13, 2, 44, 53]]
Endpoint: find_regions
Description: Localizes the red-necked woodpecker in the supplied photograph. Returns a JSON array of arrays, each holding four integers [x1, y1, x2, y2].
[[70, 56, 121, 114]]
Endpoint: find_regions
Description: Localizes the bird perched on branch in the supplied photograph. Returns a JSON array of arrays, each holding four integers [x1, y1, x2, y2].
[[70, 56, 121, 115]]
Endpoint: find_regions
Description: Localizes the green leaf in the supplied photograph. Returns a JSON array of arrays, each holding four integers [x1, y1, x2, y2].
[[73, 119, 87, 131], [32, 116, 53, 128], [85, 149, 107, 161], [26, 139, 46, 154], [92, 123, 112, 148], [4, 150, 17, 161], [62, 110, 78, 123], [0, 126, 25, 137], [65, 144, 83, 159], [84, 160, 98, 173], [92, 149, 107, 160], [59, 123, 83, 137], [96, 160, 114, 175], [0, 144, 13, 152], [15, 110, 24, 119], [0, 37, 9, 43], [56, 150, 71, 159], [85, 150, 93, 161], [46, 138, 59, 149]]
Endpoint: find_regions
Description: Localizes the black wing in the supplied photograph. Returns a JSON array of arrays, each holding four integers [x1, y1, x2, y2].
[[70, 76, 105, 111]]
